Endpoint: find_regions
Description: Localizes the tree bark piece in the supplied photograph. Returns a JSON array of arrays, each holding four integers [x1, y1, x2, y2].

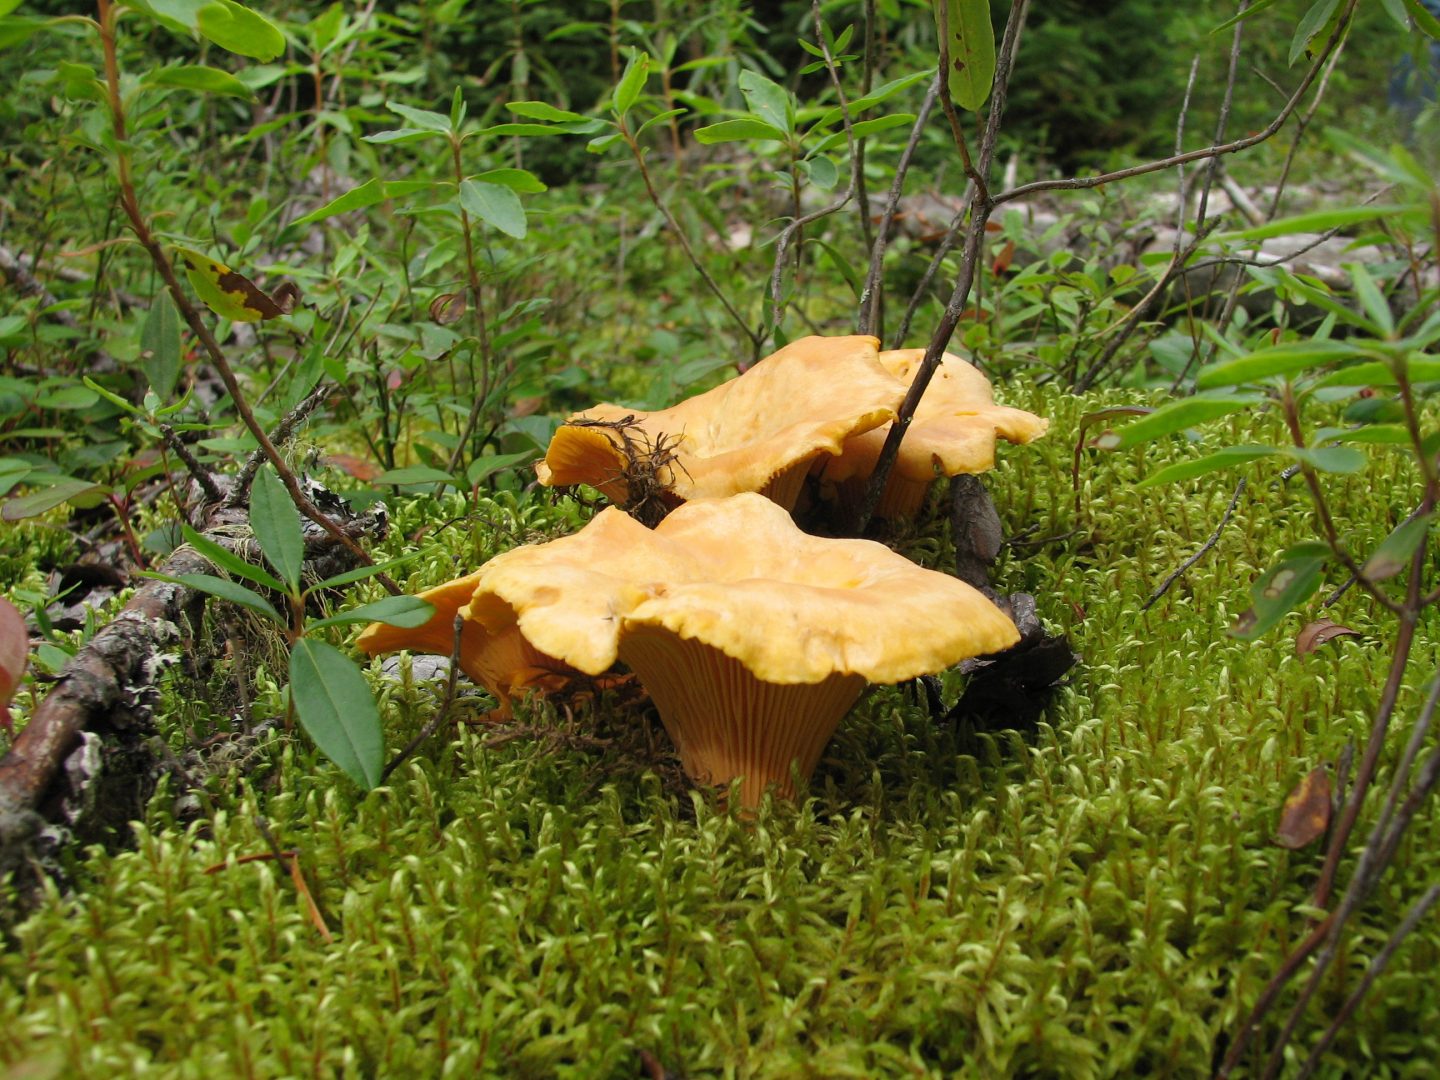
[[0, 496, 386, 911]]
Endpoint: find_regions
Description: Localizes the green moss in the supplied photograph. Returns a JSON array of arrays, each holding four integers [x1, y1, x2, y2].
[[3, 388, 1438, 1078]]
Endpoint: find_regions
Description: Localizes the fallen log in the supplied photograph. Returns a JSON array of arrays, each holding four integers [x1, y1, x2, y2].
[[0, 491, 386, 912]]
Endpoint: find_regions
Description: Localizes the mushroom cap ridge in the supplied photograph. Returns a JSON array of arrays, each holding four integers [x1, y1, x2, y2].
[[464, 493, 1020, 684], [536, 335, 902, 506]]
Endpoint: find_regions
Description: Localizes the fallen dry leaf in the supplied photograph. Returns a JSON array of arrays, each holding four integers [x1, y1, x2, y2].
[[1275, 765, 1331, 849], [1295, 619, 1360, 656], [0, 596, 29, 730], [322, 454, 382, 482]]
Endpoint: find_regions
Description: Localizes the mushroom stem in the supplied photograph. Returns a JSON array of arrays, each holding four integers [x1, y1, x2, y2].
[[620, 628, 866, 807]]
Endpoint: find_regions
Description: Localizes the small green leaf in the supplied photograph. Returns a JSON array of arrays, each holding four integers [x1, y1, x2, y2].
[[1231, 546, 1328, 639], [249, 466, 305, 591], [1101, 395, 1259, 449], [507, 100, 587, 122], [1137, 445, 1279, 487], [310, 550, 427, 591], [371, 466, 459, 487], [809, 113, 917, 153], [1347, 264, 1394, 337], [195, 0, 286, 62], [1223, 205, 1424, 241], [1288, 0, 1341, 66], [181, 523, 285, 593], [470, 168, 547, 194], [1363, 513, 1432, 582], [1281, 446, 1366, 473], [289, 638, 383, 789], [2, 478, 109, 521], [152, 572, 283, 624], [1330, 424, 1411, 445], [385, 100, 452, 132], [934, 0, 995, 111], [612, 47, 649, 119], [147, 63, 254, 98], [1195, 341, 1365, 389], [361, 127, 435, 145], [738, 69, 791, 134], [466, 449, 539, 486], [288, 176, 385, 227], [692, 118, 788, 144], [1406, 0, 1440, 36], [458, 180, 526, 239], [309, 596, 435, 631], [140, 291, 182, 398]]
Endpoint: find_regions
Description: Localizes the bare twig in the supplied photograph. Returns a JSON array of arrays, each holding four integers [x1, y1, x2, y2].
[[1141, 478, 1246, 612], [232, 382, 336, 502], [852, 0, 1030, 534], [857, 72, 942, 339]]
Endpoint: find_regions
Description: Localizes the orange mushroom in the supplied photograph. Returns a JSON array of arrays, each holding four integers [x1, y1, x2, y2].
[[816, 349, 1049, 519], [431, 493, 1019, 806], [356, 571, 574, 719], [536, 335, 902, 516]]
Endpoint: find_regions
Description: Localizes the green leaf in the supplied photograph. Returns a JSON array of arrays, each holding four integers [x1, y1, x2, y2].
[[385, 100, 452, 132], [1231, 546, 1328, 639], [310, 550, 427, 591], [3, 479, 107, 520], [140, 291, 182, 398], [1195, 341, 1365, 389], [309, 596, 435, 631], [152, 572, 283, 624], [249, 466, 305, 591], [802, 154, 838, 190], [1347, 263, 1394, 337], [0, 459, 31, 498], [180, 523, 285, 593], [1331, 423, 1411, 444], [458, 180, 526, 239], [1406, 0, 1440, 37], [1137, 445, 1279, 487], [467, 449, 539, 486], [195, 0, 285, 61], [612, 47, 649, 119], [470, 168, 547, 194], [1223, 205, 1424, 241], [174, 246, 290, 322], [1289, 0, 1341, 66], [289, 638, 383, 789], [1281, 446, 1366, 473], [508, 100, 587, 122], [1313, 358, 1440, 388], [288, 176, 385, 227], [371, 466, 459, 487], [1363, 513, 1431, 582], [1097, 395, 1259, 449], [810, 113, 917, 153], [738, 69, 791, 134], [692, 117, 788, 144], [147, 64, 254, 99], [361, 127, 436, 145], [635, 108, 687, 138], [934, 0, 995, 111], [812, 69, 933, 129]]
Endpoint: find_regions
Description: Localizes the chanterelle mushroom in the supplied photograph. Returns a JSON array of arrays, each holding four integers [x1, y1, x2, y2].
[[398, 493, 1018, 806], [816, 349, 1049, 519], [356, 571, 575, 719], [536, 335, 902, 517]]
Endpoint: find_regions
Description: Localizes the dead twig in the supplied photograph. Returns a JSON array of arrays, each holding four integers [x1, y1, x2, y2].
[[1142, 478, 1246, 613]]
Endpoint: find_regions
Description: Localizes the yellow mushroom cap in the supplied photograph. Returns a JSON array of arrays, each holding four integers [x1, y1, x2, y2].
[[536, 335, 902, 511], [464, 493, 1020, 803], [818, 349, 1049, 517]]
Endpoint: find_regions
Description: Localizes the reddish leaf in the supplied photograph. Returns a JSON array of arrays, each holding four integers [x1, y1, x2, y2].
[[0, 596, 29, 729], [429, 291, 467, 325], [1275, 765, 1332, 849], [1296, 618, 1360, 656], [991, 239, 1015, 275], [322, 454, 382, 482]]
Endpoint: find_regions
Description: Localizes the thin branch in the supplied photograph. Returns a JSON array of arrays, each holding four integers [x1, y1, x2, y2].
[[852, 0, 1030, 533], [993, 0, 1359, 211], [857, 72, 942, 338], [1295, 883, 1440, 1078], [890, 194, 969, 348], [767, 0, 867, 340], [1141, 478, 1245, 612]]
